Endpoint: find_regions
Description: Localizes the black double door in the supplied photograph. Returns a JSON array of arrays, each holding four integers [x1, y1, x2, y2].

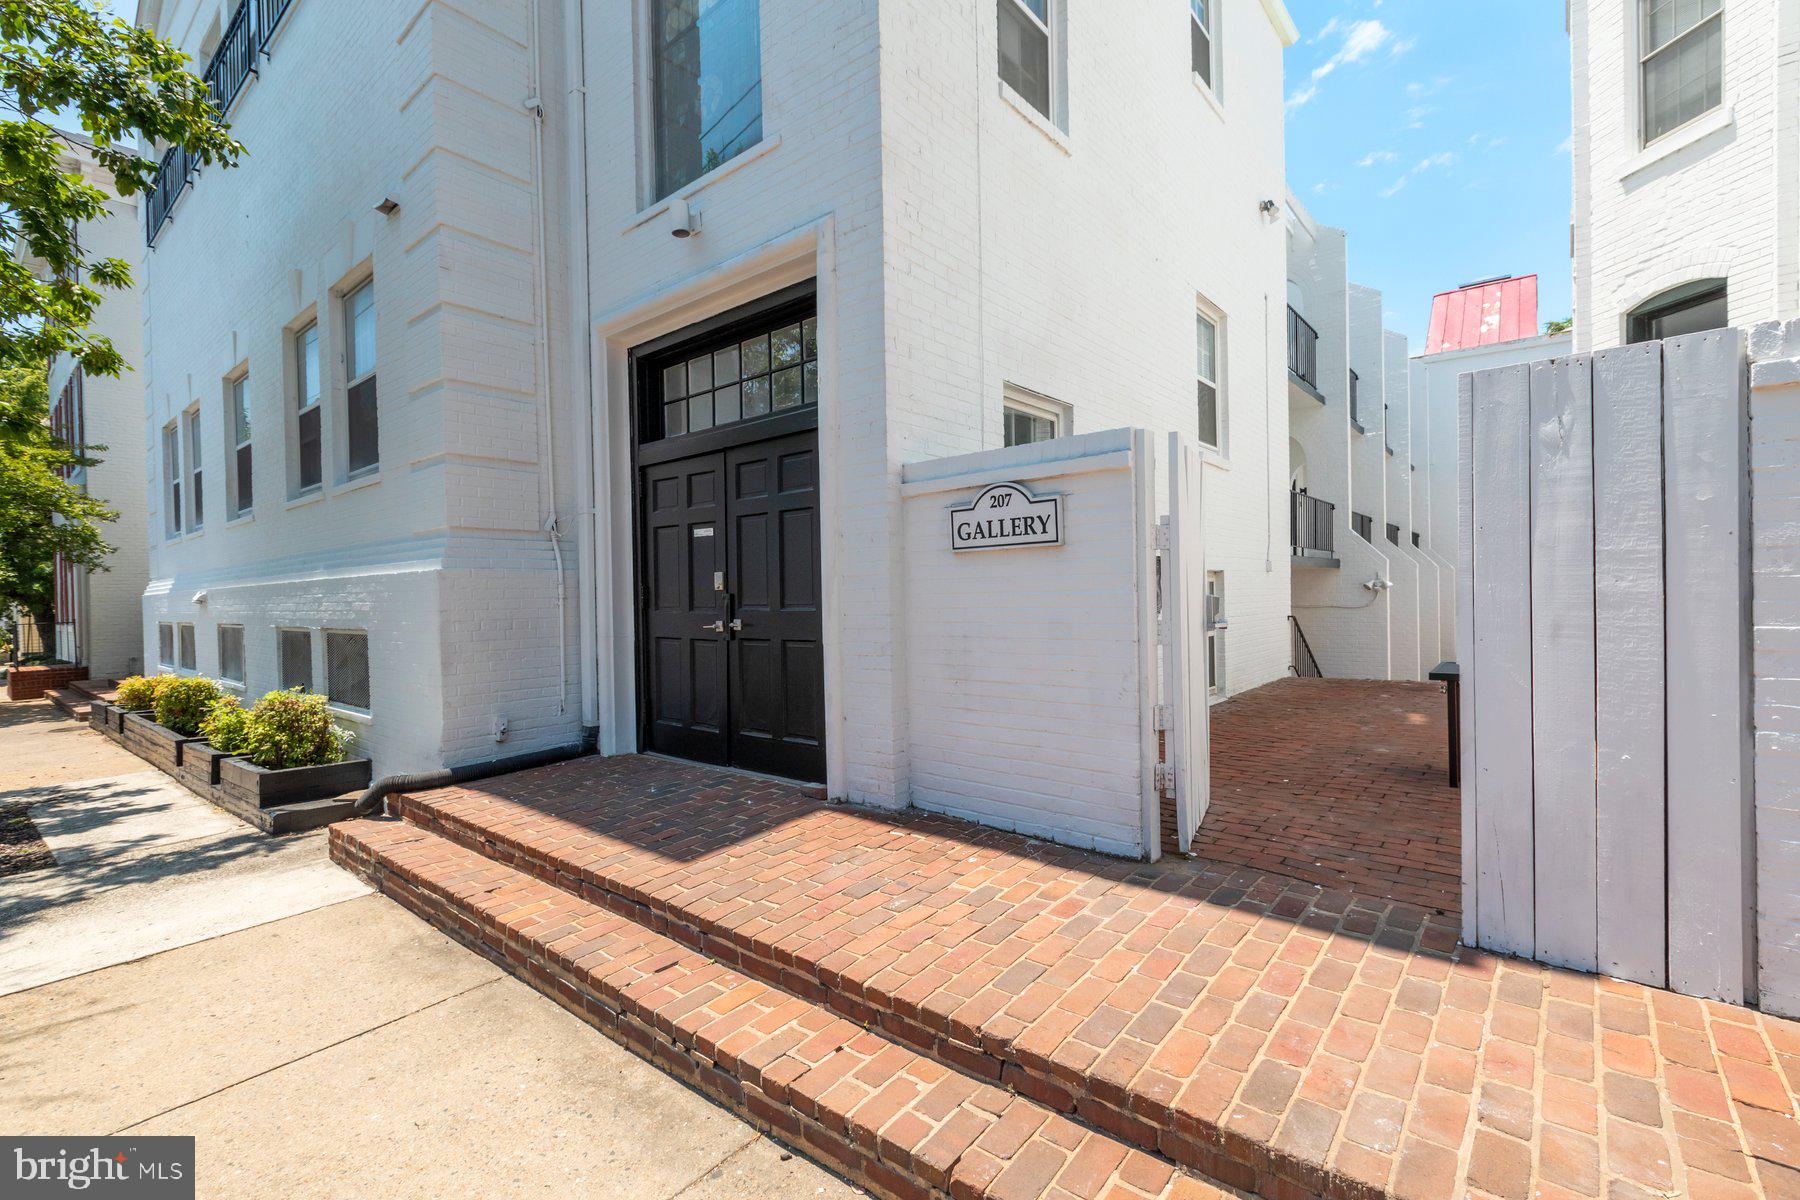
[[640, 429, 824, 782]]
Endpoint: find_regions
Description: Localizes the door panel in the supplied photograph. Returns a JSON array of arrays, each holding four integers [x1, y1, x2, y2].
[[640, 453, 729, 765], [726, 431, 825, 781]]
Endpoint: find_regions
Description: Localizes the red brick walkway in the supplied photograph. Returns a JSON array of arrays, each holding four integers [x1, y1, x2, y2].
[[334, 726, 1800, 1200], [1199, 680, 1460, 916]]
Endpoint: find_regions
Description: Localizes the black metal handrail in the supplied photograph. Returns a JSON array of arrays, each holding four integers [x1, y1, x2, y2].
[[1291, 616, 1323, 679], [1350, 369, 1362, 426], [1287, 306, 1319, 389], [202, 0, 258, 115], [1290, 490, 1334, 558], [147, 0, 297, 246]]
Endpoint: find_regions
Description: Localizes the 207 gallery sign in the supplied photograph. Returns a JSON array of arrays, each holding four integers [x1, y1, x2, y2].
[[949, 483, 1063, 551]]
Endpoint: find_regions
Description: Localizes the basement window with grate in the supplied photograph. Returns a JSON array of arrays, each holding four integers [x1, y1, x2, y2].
[[325, 631, 370, 712]]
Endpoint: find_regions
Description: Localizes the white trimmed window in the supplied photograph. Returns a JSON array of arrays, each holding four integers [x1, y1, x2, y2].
[[1002, 384, 1068, 447], [1191, 0, 1219, 94], [278, 628, 313, 692], [344, 280, 379, 476], [998, 0, 1054, 119], [177, 623, 196, 671], [157, 622, 175, 668], [1196, 306, 1224, 451], [326, 630, 371, 711], [294, 321, 322, 493], [650, 0, 764, 199], [184, 406, 203, 530], [218, 625, 245, 685], [227, 373, 252, 517], [1640, 0, 1722, 144], [162, 423, 182, 538]]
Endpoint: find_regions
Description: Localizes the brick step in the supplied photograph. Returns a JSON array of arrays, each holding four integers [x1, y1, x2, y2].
[[45, 687, 91, 719], [395, 789, 1285, 1195], [329, 818, 1230, 1200], [70, 678, 116, 701]]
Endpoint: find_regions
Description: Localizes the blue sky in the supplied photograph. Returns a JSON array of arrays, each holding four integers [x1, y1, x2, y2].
[[1282, 1, 1573, 345]]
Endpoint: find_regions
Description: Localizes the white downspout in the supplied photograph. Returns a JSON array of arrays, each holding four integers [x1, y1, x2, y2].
[[560, 0, 600, 734], [525, 0, 568, 716]]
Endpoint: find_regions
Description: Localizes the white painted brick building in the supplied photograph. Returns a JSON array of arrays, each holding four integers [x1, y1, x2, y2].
[[1570, 0, 1800, 350], [1284, 194, 1449, 681], [23, 140, 149, 680], [138, 0, 584, 772], [139, 0, 1301, 841]]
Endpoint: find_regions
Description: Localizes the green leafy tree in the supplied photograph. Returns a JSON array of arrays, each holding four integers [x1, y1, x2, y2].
[[1545, 317, 1573, 337], [0, 1, 241, 616], [0, 353, 113, 615], [0, 0, 242, 375]]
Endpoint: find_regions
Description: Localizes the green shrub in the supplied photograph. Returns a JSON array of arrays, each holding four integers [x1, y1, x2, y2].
[[242, 689, 353, 770], [200, 694, 251, 754], [114, 675, 162, 711], [152, 676, 223, 737]]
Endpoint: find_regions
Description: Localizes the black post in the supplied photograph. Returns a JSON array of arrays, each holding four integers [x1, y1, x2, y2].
[[1428, 661, 1460, 787]]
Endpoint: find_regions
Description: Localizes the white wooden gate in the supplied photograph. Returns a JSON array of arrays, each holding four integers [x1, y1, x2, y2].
[[1460, 329, 1756, 1003], [1160, 433, 1210, 853]]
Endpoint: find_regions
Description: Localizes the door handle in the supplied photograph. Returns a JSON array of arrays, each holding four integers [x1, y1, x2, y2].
[[729, 619, 743, 632], [702, 620, 725, 633]]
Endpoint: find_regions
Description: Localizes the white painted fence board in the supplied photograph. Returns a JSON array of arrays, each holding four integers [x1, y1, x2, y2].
[[1133, 429, 1162, 861], [1458, 374, 1479, 944], [1528, 358, 1598, 971], [1592, 343, 1667, 987], [1470, 364, 1536, 955], [1664, 328, 1756, 1003], [1165, 433, 1209, 851]]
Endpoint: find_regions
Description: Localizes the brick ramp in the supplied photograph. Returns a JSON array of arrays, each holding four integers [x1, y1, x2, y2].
[[331, 818, 1230, 1200], [45, 687, 91, 719], [351, 753, 1800, 1200]]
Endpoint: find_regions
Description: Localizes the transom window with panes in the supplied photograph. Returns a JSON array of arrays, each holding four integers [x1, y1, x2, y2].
[[648, 308, 818, 442], [1640, 0, 1722, 144]]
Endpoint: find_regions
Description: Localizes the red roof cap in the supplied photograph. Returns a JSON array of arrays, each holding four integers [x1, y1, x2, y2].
[[1424, 274, 1539, 354]]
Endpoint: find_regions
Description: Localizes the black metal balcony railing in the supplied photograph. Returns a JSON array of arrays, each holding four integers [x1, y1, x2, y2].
[[1349, 368, 1362, 426], [1291, 489, 1334, 559], [1287, 306, 1319, 390], [145, 0, 299, 246]]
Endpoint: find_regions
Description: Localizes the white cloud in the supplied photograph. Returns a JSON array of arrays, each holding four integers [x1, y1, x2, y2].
[[1555, 134, 1574, 155], [1379, 151, 1458, 198], [1287, 19, 1397, 110], [1357, 150, 1398, 168]]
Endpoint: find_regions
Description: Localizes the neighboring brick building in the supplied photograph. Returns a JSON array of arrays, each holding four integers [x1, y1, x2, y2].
[[137, 0, 1301, 827], [1570, 0, 1800, 350], [15, 137, 148, 681]]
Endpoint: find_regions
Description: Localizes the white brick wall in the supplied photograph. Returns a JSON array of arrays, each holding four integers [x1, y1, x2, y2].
[[1750, 318, 1800, 1018], [45, 153, 147, 680], [1571, 0, 1800, 351], [141, 0, 584, 772], [900, 431, 1153, 857], [585, 0, 1295, 807]]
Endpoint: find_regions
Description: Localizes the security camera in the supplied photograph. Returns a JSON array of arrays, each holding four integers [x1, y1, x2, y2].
[[669, 197, 700, 238]]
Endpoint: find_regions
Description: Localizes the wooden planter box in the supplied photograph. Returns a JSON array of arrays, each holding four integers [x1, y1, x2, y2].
[[107, 707, 137, 741], [176, 742, 237, 800], [219, 756, 371, 810], [121, 711, 202, 774], [88, 700, 114, 732]]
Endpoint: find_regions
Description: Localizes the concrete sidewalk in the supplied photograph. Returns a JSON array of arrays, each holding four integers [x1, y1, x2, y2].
[[0, 700, 365, 995], [0, 700, 860, 1198], [2, 894, 862, 1198]]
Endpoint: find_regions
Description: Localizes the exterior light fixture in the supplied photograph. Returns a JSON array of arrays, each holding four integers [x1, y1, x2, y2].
[[374, 197, 399, 216]]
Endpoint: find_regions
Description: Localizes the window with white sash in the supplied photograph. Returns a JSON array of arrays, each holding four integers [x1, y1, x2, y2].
[[1640, 0, 1722, 144]]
